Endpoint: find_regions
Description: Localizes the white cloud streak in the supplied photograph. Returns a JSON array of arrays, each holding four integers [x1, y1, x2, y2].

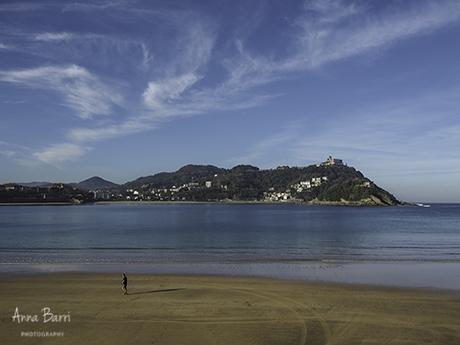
[[0, 65, 122, 119], [34, 32, 75, 42], [143, 73, 201, 111], [141, 43, 154, 69], [0, 143, 18, 158], [62, 1, 129, 13], [69, 120, 154, 143], [218, 0, 460, 89], [33, 143, 89, 165], [0, 141, 40, 167], [290, 0, 460, 69]]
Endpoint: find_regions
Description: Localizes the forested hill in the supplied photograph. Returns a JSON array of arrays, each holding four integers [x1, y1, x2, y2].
[[1, 159, 400, 205], [75, 176, 120, 190], [124, 162, 400, 206]]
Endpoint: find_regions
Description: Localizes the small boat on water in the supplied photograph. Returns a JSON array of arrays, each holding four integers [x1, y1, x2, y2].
[[416, 203, 431, 208]]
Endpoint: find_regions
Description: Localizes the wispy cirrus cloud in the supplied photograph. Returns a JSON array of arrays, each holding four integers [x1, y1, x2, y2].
[[61, 1, 130, 13], [33, 143, 89, 165], [1, 99, 27, 104], [1, 139, 87, 168], [140, 43, 154, 69], [64, 19, 218, 144], [34, 32, 75, 42], [224, 0, 460, 86], [291, 0, 460, 69], [0, 141, 38, 167], [0, 65, 122, 119], [143, 73, 201, 112], [68, 120, 154, 143], [0, 141, 21, 158]]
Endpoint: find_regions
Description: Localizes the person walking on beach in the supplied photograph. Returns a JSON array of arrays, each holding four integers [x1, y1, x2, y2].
[[122, 273, 128, 295]]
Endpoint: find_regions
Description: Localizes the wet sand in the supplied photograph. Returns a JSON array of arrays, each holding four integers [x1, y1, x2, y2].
[[1, 274, 459, 345]]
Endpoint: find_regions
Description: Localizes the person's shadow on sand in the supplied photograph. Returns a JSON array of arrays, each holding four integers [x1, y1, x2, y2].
[[129, 288, 185, 295]]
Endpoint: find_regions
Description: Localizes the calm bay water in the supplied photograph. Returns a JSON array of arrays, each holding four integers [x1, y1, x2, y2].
[[1, 203, 460, 289]]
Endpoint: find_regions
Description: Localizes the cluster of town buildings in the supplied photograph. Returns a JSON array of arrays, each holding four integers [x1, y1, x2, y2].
[[263, 176, 329, 202], [261, 157, 346, 202]]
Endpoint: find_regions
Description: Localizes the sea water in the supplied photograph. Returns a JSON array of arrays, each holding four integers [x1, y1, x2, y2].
[[1, 203, 459, 289]]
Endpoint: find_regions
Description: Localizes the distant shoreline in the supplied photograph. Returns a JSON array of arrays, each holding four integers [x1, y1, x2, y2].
[[0, 200, 411, 206], [0, 202, 76, 206], [95, 200, 405, 206]]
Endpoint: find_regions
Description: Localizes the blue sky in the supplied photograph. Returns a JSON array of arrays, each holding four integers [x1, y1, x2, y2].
[[1, 0, 460, 202]]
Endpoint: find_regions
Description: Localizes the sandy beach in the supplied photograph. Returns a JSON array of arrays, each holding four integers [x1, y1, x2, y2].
[[1, 274, 459, 345]]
